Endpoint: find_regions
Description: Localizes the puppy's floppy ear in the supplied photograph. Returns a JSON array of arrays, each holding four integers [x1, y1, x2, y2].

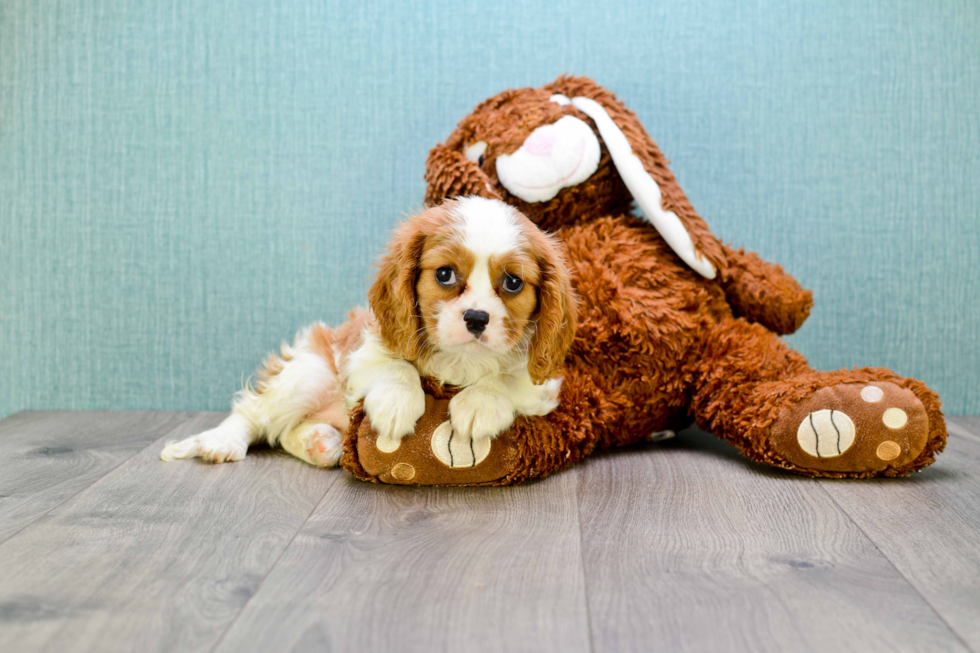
[[527, 232, 578, 384], [424, 143, 502, 205], [368, 215, 431, 360]]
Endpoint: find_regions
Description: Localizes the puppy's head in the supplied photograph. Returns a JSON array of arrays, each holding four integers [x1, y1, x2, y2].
[[369, 197, 577, 384]]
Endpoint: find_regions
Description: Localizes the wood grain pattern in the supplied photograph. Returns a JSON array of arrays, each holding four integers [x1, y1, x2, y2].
[[0, 412, 339, 653], [821, 422, 980, 651], [576, 427, 970, 653], [0, 411, 195, 544], [1, 411, 979, 653], [213, 472, 591, 653], [948, 416, 980, 445]]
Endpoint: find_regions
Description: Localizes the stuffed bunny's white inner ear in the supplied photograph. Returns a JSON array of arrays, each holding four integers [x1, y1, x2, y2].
[[567, 96, 716, 279]]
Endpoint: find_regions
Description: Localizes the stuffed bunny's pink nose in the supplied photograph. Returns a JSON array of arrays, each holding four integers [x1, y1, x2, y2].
[[522, 127, 557, 157]]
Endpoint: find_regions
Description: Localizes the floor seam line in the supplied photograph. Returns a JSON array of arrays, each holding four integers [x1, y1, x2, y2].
[[207, 471, 342, 653], [816, 483, 975, 653], [574, 466, 597, 653]]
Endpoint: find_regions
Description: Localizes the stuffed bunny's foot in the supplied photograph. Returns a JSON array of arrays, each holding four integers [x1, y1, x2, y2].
[[771, 382, 930, 474]]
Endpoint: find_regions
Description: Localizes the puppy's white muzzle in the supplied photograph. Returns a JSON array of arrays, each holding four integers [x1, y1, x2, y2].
[[495, 116, 601, 203]]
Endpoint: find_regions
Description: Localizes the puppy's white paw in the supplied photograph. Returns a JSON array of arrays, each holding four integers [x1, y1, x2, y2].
[[363, 381, 426, 451], [284, 422, 342, 468], [160, 436, 201, 462], [449, 387, 515, 440], [524, 378, 562, 416], [161, 420, 249, 464], [197, 426, 248, 463]]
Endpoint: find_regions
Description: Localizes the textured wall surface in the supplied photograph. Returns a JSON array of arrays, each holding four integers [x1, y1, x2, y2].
[[2, 0, 978, 418]]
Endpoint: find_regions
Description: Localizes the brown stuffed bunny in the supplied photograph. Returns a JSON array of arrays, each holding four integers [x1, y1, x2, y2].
[[341, 75, 945, 484]]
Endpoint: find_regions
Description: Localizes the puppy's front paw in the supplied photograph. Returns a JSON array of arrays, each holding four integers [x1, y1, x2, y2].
[[363, 382, 426, 452], [523, 378, 562, 416], [449, 387, 515, 440]]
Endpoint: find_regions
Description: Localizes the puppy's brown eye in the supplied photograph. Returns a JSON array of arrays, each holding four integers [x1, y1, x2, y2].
[[503, 273, 524, 293], [435, 267, 456, 286]]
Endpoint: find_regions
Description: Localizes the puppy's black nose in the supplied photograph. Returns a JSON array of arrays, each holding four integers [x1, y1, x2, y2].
[[463, 309, 490, 335]]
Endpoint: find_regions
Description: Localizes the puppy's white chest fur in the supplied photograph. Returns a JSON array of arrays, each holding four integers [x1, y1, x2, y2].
[[418, 347, 527, 388]]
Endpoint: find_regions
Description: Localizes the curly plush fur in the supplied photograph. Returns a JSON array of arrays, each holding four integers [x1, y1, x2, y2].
[[341, 75, 946, 483]]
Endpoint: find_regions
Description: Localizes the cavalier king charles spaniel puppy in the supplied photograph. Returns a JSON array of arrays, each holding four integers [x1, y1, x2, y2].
[[161, 196, 577, 467]]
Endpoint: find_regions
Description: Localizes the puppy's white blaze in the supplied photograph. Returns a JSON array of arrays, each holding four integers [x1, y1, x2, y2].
[[453, 257, 509, 350], [452, 196, 521, 258], [434, 197, 520, 353], [495, 116, 601, 203]]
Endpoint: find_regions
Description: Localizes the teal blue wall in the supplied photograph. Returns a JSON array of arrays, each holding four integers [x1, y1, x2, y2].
[[2, 0, 978, 418]]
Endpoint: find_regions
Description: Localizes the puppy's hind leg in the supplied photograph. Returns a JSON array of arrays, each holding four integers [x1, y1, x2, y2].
[[279, 421, 344, 468], [161, 323, 339, 464], [161, 412, 256, 463], [275, 326, 350, 467]]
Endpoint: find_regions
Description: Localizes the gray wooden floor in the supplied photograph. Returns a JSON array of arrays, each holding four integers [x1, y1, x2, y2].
[[1, 412, 979, 653]]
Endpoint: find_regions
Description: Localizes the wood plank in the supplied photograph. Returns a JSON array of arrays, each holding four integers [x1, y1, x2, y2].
[[214, 471, 591, 653], [947, 416, 980, 445], [821, 422, 980, 651], [0, 412, 338, 653], [0, 411, 196, 544], [577, 427, 969, 653]]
